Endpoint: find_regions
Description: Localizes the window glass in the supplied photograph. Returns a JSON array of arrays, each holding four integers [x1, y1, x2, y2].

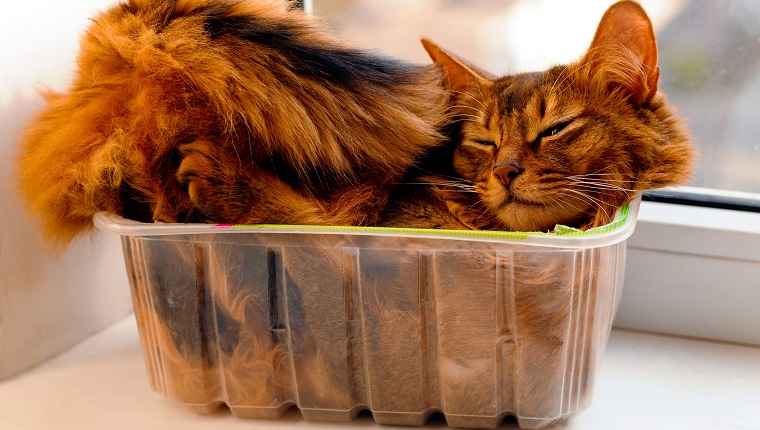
[[312, 0, 760, 195]]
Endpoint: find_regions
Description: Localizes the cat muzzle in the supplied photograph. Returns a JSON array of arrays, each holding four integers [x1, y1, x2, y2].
[[493, 161, 523, 187]]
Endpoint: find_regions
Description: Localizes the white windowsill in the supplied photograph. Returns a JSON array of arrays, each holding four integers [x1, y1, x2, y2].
[[632, 199, 760, 258], [1, 314, 759, 430], [615, 201, 760, 346]]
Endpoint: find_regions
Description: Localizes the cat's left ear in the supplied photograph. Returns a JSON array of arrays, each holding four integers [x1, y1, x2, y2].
[[583, 0, 659, 105], [421, 38, 494, 92]]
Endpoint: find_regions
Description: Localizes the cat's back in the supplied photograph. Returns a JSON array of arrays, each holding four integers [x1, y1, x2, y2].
[[97, 0, 449, 169]]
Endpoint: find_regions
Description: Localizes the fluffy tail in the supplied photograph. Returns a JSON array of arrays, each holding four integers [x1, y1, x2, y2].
[[17, 0, 449, 246]]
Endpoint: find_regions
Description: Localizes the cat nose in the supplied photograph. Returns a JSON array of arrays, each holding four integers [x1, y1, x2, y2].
[[493, 161, 523, 187]]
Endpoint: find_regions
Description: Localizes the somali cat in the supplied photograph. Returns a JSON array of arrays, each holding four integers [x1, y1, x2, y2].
[[16, 0, 448, 247], [123, 2, 695, 429], [378, 1, 694, 231], [17, 1, 696, 428], [181, 1, 693, 231]]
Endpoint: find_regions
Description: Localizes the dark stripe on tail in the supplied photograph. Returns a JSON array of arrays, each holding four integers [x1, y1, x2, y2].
[[202, 11, 422, 87]]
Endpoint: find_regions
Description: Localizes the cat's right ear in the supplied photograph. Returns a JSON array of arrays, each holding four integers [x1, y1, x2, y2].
[[421, 38, 494, 92], [582, 0, 659, 105]]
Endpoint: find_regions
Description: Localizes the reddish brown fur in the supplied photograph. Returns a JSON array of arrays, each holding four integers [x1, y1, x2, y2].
[[17, 0, 448, 247], [125, 229, 618, 428], [22, 1, 696, 428], [184, 1, 693, 234], [118, 2, 695, 427], [376, 0, 694, 232]]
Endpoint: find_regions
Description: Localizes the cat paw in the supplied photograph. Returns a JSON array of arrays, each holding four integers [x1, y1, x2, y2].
[[178, 140, 246, 222]]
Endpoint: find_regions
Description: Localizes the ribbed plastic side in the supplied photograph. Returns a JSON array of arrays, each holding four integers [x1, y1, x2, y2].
[[120, 233, 624, 429]]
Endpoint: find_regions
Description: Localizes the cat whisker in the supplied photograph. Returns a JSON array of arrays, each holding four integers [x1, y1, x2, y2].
[[451, 104, 487, 116], [550, 62, 585, 98], [567, 172, 629, 177], [569, 184, 633, 204], [416, 168, 474, 184], [449, 89, 488, 111], [433, 179, 477, 189], [569, 188, 632, 204], [447, 114, 483, 123], [549, 64, 573, 95], [442, 186, 478, 192], [543, 196, 570, 225], [440, 108, 483, 120], [440, 182, 475, 191], [550, 51, 604, 98], [445, 113, 483, 122], [568, 176, 635, 185], [566, 175, 632, 182], [568, 180, 636, 193], [576, 190, 618, 212], [447, 108, 486, 119], [436, 179, 475, 185], [554, 192, 595, 221], [396, 181, 477, 193], [562, 189, 612, 221], [569, 177, 635, 189], [569, 189, 631, 213], [568, 180, 639, 194], [470, 200, 493, 227], [549, 194, 585, 218], [578, 160, 632, 176], [568, 176, 636, 186]]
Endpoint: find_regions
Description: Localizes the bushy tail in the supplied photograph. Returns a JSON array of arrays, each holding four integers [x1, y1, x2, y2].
[[16, 0, 449, 246]]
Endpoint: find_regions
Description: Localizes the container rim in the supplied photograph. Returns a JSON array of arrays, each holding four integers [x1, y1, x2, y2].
[[94, 194, 641, 249]]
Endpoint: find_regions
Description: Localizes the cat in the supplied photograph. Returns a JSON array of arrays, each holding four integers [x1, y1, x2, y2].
[[16, 0, 449, 247], [181, 1, 694, 232], [18, 0, 696, 427], [402, 1, 693, 231], [130, 1, 695, 428]]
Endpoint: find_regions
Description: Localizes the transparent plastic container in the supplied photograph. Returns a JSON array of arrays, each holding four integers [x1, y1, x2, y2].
[[95, 196, 640, 429]]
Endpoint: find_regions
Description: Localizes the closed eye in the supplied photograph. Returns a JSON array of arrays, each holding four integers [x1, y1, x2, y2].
[[538, 120, 573, 140], [474, 139, 496, 147]]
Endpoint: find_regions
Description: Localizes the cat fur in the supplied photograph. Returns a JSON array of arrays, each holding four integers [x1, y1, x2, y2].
[[181, 1, 694, 233], [16, 0, 449, 247], [136, 1, 696, 426]]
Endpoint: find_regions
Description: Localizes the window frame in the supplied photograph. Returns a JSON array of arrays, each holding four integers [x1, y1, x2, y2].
[[643, 188, 760, 213], [616, 197, 760, 346]]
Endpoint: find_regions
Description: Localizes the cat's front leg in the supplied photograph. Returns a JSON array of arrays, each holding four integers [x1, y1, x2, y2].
[[177, 139, 330, 224]]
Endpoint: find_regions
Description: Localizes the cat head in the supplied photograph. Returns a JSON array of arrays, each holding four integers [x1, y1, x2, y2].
[[422, 0, 695, 231]]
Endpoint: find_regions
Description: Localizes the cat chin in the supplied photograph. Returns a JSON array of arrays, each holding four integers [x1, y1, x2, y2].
[[489, 203, 543, 231], [479, 183, 543, 209], [500, 195, 546, 208], [493, 201, 588, 232]]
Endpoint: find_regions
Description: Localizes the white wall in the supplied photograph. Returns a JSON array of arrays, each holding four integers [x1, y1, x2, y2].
[[0, 1, 133, 379]]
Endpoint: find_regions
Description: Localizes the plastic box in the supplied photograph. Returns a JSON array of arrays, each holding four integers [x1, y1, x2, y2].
[[95, 196, 640, 429]]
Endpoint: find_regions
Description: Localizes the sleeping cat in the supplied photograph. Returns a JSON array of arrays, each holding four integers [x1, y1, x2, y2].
[[181, 1, 694, 231], [141, 1, 695, 427], [17, 0, 695, 427]]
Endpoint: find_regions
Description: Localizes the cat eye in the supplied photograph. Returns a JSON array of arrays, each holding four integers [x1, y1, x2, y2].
[[474, 139, 496, 147], [538, 120, 573, 140]]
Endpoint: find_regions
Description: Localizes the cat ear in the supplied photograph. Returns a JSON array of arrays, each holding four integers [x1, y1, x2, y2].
[[421, 38, 494, 92], [583, 1, 659, 105]]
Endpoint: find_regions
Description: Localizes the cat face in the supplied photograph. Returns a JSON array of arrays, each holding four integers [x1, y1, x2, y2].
[[423, 0, 694, 231], [450, 70, 605, 231]]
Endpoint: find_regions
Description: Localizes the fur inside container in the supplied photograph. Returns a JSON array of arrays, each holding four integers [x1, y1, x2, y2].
[[95, 195, 640, 430]]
